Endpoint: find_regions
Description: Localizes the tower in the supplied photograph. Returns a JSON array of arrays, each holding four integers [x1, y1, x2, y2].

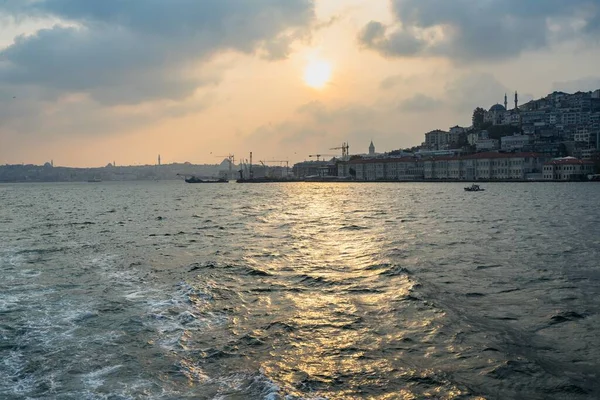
[[369, 140, 375, 155], [504, 93, 508, 110], [514, 91, 518, 110], [158, 154, 161, 166]]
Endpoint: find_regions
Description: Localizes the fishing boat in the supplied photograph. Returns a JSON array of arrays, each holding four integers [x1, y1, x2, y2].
[[464, 184, 484, 192]]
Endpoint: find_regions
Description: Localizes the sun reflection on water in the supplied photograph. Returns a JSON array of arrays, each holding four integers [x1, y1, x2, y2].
[[184, 184, 481, 398]]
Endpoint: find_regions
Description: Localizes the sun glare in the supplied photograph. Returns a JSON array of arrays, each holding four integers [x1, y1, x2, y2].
[[303, 60, 332, 89]]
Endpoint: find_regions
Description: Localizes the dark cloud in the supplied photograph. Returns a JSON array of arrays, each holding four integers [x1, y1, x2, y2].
[[359, 0, 600, 62], [397, 93, 443, 112], [0, 0, 315, 105]]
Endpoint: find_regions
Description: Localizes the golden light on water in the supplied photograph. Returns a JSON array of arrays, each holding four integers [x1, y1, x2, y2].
[[303, 59, 332, 89]]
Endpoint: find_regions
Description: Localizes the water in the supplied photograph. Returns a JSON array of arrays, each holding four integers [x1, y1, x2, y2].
[[1, 181, 599, 399]]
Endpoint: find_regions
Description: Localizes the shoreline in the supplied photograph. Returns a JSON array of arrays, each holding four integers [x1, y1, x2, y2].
[[1, 178, 598, 184]]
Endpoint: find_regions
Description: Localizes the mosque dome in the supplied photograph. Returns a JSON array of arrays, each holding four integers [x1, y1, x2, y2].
[[489, 104, 506, 112]]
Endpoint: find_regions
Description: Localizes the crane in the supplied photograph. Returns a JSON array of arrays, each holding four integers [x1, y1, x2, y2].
[[260, 160, 291, 177], [330, 142, 350, 160], [309, 154, 337, 161], [266, 160, 290, 169], [214, 154, 235, 179]]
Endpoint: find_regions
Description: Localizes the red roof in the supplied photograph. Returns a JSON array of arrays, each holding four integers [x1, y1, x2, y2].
[[544, 158, 594, 166], [348, 156, 419, 164], [460, 152, 543, 160], [348, 152, 545, 164]]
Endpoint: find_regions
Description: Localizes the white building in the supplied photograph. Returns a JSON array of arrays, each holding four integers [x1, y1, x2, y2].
[[424, 130, 450, 150], [448, 126, 467, 144], [476, 138, 499, 151], [542, 157, 595, 180], [574, 127, 591, 144], [501, 134, 532, 151], [350, 157, 423, 181], [348, 152, 546, 181]]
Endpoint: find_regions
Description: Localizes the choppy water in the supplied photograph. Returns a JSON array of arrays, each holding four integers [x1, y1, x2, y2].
[[1, 181, 599, 399]]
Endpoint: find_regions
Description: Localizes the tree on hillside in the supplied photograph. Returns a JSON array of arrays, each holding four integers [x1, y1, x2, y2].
[[472, 107, 486, 129], [487, 125, 522, 141], [592, 152, 600, 174], [557, 143, 568, 158], [457, 132, 469, 148]]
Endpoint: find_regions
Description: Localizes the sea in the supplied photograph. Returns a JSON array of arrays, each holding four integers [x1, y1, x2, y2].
[[1, 181, 599, 400]]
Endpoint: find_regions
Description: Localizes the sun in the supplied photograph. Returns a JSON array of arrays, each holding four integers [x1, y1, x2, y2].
[[303, 60, 332, 89]]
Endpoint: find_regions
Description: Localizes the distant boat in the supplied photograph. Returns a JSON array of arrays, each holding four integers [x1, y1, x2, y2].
[[184, 176, 227, 183], [464, 184, 484, 192], [87, 178, 102, 183]]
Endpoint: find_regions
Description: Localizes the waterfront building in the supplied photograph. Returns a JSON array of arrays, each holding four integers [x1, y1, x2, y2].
[[542, 157, 595, 180], [349, 157, 423, 181], [347, 152, 547, 181], [292, 160, 333, 178]]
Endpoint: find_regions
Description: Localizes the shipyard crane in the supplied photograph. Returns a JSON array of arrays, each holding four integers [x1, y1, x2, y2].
[[260, 160, 291, 177], [308, 154, 336, 161], [267, 160, 290, 169], [214, 154, 235, 165], [330, 142, 350, 160], [214, 154, 235, 179]]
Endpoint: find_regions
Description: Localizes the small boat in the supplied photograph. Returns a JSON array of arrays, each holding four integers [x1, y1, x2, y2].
[[464, 184, 484, 192], [87, 178, 102, 183]]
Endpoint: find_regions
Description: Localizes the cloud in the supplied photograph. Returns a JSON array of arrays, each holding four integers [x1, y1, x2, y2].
[[398, 93, 443, 112], [358, 0, 600, 62], [297, 100, 378, 126], [444, 72, 509, 112], [379, 74, 418, 90], [552, 77, 600, 93], [0, 1, 315, 106], [0, 86, 214, 137], [245, 99, 423, 158]]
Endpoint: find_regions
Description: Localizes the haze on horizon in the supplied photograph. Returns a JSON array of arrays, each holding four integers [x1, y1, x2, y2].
[[1, 0, 599, 167]]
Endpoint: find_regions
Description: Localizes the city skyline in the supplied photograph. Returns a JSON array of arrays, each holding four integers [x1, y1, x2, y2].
[[1, 0, 600, 167]]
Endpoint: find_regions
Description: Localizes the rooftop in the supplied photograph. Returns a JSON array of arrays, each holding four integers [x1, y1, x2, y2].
[[544, 157, 594, 165]]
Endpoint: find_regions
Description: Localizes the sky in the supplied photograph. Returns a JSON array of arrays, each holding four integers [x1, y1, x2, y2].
[[1, 0, 600, 167]]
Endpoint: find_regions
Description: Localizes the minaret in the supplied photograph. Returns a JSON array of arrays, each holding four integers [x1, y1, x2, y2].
[[514, 91, 518, 110], [369, 140, 375, 155], [158, 154, 161, 166], [504, 93, 508, 110]]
